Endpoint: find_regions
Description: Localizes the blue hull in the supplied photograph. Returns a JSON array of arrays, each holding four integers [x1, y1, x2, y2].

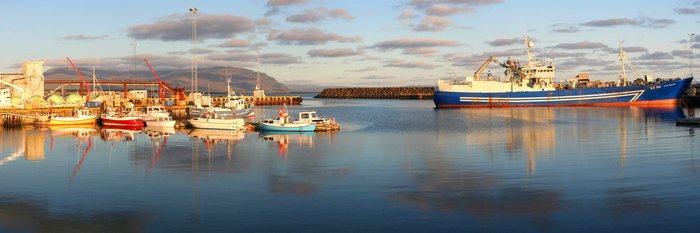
[[434, 77, 693, 108], [259, 124, 316, 132]]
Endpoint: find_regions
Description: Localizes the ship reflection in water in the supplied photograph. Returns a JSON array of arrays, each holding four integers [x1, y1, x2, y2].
[[0, 104, 698, 232]]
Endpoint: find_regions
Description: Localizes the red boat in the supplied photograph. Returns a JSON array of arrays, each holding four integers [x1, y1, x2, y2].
[[101, 115, 145, 127], [101, 104, 145, 127]]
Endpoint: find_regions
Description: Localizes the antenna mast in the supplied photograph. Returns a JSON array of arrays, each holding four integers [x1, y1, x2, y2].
[[690, 33, 695, 77]]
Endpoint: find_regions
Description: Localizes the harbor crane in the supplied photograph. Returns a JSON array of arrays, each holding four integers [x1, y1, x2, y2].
[[144, 59, 167, 102], [66, 57, 91, 103]]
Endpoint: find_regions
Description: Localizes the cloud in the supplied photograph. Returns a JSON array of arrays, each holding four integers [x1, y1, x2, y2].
[[268, 28, 362, 45], [62, 35, 108, 41], [550, 25, 579, 33], [42, 54, 192, 71], [426, 5, 472, 16], [265, 0, 308, 16], [216, 39, 250, 48], [401, 48, 439, 57], [402, 47, 439, 56], [307, 48, 361, 58], [486, 38, 521, 46], [266, 0, 307, 6], [372, 38, 459, 50], [636, 52, 674, 60], [674, 7, 699, 15], [619, 46, 648, 53], [347, 66, 378, 72], [127, 14, 255, 41], [287, 7, 354, 23], [359, 75, 395, 80], [553, 41, 610, 50], [580, 17, 674, 28], [400, 0, 501, 32], [413, 16, 451, 31], [206, 52, 302, 65], [384, 59, 438, 69], [409, 0, 504, 9]]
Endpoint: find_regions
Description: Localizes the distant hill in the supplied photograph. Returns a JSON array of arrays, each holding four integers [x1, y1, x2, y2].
[[44, 66, 289, 93]]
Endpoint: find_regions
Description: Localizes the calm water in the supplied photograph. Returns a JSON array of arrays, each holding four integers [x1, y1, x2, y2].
[[1, 97, 699, 232]]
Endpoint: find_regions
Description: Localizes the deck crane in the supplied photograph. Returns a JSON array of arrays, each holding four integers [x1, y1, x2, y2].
[[66, 57, 91, 103], [144, 59, 168, 102]]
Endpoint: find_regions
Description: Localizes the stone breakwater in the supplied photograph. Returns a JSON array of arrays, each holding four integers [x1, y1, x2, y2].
[[315, 87, 434, 99]]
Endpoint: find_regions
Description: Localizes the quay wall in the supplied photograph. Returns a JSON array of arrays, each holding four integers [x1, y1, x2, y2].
[[315, 87, 434, 99]]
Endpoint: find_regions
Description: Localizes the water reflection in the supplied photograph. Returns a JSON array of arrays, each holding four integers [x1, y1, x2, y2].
[[0, 195, 149, 232], [259, 131, 315, 158], [100, 126, 142, 141], [447, 107, 685, 174]]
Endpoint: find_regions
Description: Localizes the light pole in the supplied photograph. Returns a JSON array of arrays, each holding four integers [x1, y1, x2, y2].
[[690, 33, 695, 77], [131, 41, 138, 81], [190, 7, 199, 92]]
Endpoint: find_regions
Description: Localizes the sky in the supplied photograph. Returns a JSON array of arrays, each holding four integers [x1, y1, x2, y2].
[[1, 0, 699, 88]]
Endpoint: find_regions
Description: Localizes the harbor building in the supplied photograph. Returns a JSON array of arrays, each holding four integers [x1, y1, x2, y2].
[[0, 62, 45, 102]]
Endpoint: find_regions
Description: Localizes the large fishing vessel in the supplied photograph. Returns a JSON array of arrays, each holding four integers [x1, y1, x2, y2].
[[434, 37, 694, 108]]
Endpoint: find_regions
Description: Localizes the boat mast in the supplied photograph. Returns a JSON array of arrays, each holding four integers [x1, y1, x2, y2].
[[618, 40, 627, 86]]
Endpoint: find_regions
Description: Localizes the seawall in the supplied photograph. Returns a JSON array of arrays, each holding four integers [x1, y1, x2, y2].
[[315, 87, 434, 99]]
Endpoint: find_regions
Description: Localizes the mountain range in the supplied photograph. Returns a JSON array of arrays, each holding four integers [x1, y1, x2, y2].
[[43, 66, 290, 94]]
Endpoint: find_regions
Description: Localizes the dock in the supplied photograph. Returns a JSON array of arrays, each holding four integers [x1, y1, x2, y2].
[[677, 117, 700, 126]]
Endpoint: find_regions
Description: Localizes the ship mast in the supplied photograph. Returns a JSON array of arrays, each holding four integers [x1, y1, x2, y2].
[[618, 40, 627, 86]]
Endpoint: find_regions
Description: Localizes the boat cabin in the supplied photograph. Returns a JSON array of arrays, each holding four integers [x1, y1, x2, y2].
[[297, 111, 331, 124]]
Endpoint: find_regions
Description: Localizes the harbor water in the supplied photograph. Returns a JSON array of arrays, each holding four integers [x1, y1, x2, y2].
[[1, 96, 699, 232]]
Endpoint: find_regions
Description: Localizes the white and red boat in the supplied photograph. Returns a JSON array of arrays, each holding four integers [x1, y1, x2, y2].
[[101, 104, 145, 127]]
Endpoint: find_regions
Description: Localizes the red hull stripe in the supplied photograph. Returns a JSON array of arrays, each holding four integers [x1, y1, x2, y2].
[[437, 99, 680, 108]]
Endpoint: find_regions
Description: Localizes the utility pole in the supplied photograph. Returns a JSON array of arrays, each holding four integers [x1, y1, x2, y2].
[[190, 7, 199, 93], [131, 41, 138, 81], [690, 33, 695, 77]]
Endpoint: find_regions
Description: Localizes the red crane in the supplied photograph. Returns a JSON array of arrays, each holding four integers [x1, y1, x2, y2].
[[66, 57, 91, 103], [144, 59, 166, 102]]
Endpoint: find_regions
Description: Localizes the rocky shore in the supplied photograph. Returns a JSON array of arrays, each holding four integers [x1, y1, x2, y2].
[[315, 87, 434, 99]]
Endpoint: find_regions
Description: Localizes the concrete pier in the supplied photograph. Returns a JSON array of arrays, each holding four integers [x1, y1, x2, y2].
[[315, 87, 434, 99]]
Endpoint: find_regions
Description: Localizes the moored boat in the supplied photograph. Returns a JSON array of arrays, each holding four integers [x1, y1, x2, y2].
[[188, 109, 246, 130], [48, 108, 97, 125], [145, 116, 176, 128], [100, 105, 144, 127], [434, 37, 694, 108], [259, 107, 316, 132]]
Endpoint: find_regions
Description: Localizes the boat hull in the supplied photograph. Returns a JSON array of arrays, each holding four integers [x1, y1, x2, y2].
[[188, 118, 245, 130], [145, 120, 176, 128], [48, 116, 97, 125], [259, 123, 316, 132], [434, 77, 693, 108], [101, 116, 145, 127]]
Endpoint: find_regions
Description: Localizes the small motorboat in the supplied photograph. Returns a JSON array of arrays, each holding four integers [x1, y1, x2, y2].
[[259, 106, 316, 132], [188, 109, 246, 130], [100, 105, 144, 127], [48, 108, 97, 126]]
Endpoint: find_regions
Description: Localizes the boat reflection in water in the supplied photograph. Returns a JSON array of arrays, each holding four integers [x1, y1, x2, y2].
[[259, 131, 315, 158], [389, 106, 685, 229], [99, 125, 143, 142], [448, 107, 685, 175]]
